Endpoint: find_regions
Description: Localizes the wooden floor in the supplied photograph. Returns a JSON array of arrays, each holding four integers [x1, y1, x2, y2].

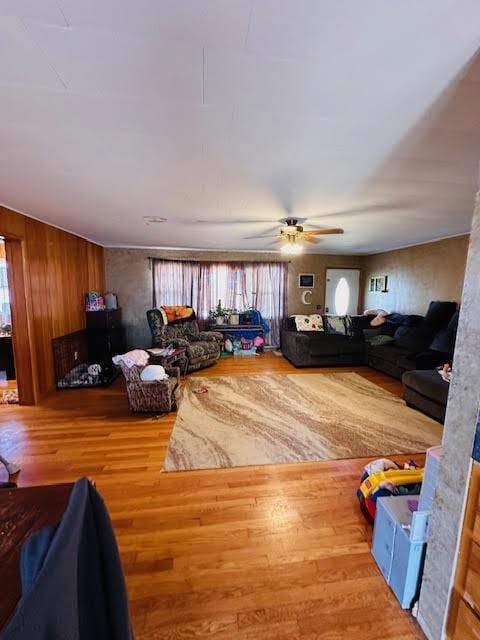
[[1, 354, 425, 639]]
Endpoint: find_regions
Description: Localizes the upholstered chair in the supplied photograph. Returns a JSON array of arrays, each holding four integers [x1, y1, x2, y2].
[[146, 308, 222, 372], [118, 362, 180, 413]]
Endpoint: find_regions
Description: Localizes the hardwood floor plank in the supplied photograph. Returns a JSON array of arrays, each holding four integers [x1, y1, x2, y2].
[[0, 353, 424, 639]]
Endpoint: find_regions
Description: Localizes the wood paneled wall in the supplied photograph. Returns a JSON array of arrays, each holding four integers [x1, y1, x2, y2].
[[0, 205, 105, 402], [362, 235, 469, 315]]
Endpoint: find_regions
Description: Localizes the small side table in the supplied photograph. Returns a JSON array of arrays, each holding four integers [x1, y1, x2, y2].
[[148, 348, 188, 377]]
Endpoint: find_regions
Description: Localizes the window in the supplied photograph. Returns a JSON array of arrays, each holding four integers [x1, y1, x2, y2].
[[151, 259, 287, 346], [334, 277, 350, 316], [0, 240, 11, 331]]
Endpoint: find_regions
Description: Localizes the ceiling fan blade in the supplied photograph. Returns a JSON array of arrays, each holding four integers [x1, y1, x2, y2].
[[244, 234, 282, 240], [301, 236, 319, 244], [185, 218, 278, 225], [303, 228, 344, 236], [306, 201, 413, 221]]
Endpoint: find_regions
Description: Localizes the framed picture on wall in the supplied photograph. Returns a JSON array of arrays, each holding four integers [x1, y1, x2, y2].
[[373, 275, 388, 292], [299, 273, 315, 288]]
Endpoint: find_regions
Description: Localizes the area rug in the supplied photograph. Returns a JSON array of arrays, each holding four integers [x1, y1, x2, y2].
[[0, 388, 19, 404], [163, 373, 442, 471]]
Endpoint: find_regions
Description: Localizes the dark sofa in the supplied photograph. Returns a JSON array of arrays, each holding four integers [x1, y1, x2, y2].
[[282, 302, 459, 376], [365, 302, 458, 380], [402, 369, 450, 423], [281, 315, 369, 368]]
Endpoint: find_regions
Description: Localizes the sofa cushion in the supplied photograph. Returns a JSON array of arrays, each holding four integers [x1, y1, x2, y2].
[[186, 341, 219, 361], [368, 344, 411, 365], [430, 329, 455, 354], [393, 325, 435, 352], [424, 301, 457, 330], [402, 370, 449, 405], [429, 308, 460, 354], [293, 314, 324, 331], [396, 355, 417, 373], [363, 327, 384, 342], [309, 334, 345, 357], [349, 314, 373, 337], [447, 309, 460, 332], [339, 340, 365, 356], [323, 315, 347, 335]]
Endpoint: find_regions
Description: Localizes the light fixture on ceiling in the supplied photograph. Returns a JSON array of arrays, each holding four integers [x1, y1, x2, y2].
[[143, 216, 167, 225], [280, 236, 302, 255]]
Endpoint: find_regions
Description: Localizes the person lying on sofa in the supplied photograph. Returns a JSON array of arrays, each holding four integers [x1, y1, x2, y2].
[[364, 309, 414, 328]]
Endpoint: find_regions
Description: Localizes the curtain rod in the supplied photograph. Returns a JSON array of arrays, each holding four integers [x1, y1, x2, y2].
[[147, 257, 291, 264]]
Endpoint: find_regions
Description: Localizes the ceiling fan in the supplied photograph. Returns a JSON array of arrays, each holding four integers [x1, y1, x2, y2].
[[269, 218, 344, 254]]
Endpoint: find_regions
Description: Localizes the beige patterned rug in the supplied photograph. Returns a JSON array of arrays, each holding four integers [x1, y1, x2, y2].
[[163, 373, 442, 471]]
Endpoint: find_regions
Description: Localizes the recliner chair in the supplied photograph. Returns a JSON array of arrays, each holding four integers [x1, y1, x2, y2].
[[146, 308, 222, 373]]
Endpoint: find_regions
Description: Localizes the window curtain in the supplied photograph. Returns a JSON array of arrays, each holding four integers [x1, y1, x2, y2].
[[0, 246, 11, 328], [151, 259, 288, 346]]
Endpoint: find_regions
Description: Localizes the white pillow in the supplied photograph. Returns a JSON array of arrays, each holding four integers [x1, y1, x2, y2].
[[293, 314, 323, 332], [140, 365, 169, 381]]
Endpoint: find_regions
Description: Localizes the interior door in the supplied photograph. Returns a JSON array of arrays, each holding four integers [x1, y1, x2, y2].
[[325, 268, 360, 315]]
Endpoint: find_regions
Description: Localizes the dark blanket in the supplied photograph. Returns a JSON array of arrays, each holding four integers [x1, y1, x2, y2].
[[2, 478, 132, 640]]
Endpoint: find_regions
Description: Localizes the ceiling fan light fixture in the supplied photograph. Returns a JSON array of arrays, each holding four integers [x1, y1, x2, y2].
[[281, 242, 302, 255]]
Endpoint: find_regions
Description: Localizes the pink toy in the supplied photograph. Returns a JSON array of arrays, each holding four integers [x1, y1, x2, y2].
[[253, 336, 264, 347]]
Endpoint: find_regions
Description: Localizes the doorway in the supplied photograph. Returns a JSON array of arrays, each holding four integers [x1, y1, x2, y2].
[[0, 238, 18, 404], [325, 268, 360, 315]]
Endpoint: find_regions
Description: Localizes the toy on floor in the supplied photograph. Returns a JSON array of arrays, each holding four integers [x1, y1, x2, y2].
[[357, 458, 423, 522]]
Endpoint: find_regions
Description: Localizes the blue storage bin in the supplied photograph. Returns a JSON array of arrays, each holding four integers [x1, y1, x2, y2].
[[372, 496, 428, 609]]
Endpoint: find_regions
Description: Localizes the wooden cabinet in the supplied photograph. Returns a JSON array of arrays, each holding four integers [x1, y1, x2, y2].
[[448, 461, 480, 638], [453, 600, 480, 639], [86, 309, 122, 330]]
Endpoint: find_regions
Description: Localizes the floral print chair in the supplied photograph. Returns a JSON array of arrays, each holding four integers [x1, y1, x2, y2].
[[118, 362, 180, 413], [146, 308, 222, 373]]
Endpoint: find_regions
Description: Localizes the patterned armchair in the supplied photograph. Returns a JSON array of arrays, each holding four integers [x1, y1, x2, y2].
[[118, 361, 180, 413], [146, 308, 222, 373]]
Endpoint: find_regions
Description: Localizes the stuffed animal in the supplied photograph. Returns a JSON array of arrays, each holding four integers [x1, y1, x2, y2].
[[88, 363, 102, 377]]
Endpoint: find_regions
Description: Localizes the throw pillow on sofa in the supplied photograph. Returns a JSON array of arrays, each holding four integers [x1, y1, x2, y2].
[[363, 327, 384, 342], [323, 315, 347, 335], [369, 334, 395, 346], [293, 314, 324, 331]]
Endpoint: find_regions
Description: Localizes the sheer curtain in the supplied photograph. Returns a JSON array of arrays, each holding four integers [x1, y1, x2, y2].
[[245, 262, 288, 346], [152, 259, 198, 307], [151, 259, 288, 346], [0, 243, 11, 328]]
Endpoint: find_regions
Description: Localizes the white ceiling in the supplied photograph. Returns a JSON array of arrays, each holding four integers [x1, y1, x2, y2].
[[1, 1, 480, 254]]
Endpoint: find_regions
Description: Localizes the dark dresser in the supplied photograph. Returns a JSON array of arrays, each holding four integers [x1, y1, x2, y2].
[[0, 335, 15, 380], [86, 309, 126, 379]]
